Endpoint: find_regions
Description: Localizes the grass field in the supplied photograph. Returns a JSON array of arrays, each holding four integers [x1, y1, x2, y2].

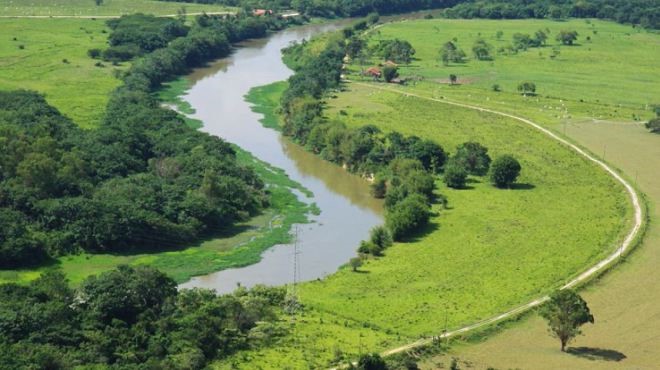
[[0, 0, 227, 17], [210, 18, 655, 368], [0, 18, 123, 127], [436, 122, 660, 370], [213, 76, 631, 370], [367, 18, 658, 110]]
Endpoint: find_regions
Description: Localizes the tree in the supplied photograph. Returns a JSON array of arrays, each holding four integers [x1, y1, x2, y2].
[[540, 290, 594, 351], [346, 37, 366, 59], [95, 0, 103, 5], [371, 177, 387, 198], [386, 194, 430, 240], [377, 39, 415, 64], [357, 353, 388, 370], [349, 257, 363, 272], [443, 160, 467, 189], [490, 155, 521, 188], [646, 117, 660, 133], [440, 41, 466, 65], [517, 81, 536, 96], [453, 142, 491, 176], [534, 30, 548, 46], [556, 30, 579, 45], [472, 39, 493, 60], [382, 66, 399, 82], [370, 226, 393, 251], [512, 33, 532, 51]]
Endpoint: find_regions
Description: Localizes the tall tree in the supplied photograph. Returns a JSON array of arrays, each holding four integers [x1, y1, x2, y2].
[[540, 290, 594, 351], [556, 30, 579, 45]]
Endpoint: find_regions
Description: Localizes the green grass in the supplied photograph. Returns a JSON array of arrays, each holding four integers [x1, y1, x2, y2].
[[213, 19, 643, 369], [438, 121, 660, 370], [366, 18, 658, 110], [0, 0, 229, 17], [157, 77, 203, 129], [0, 18, 123, 128], [244, 81, 289, 130], [0, 147, 315, 286]]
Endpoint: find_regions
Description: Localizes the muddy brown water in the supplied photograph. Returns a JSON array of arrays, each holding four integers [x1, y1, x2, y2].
[[178, 22, 384, 294]]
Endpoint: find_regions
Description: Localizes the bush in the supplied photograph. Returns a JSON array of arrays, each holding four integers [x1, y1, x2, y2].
[[646, 117, 660, 133], [370, 226, 393, 251], [383, 66, 399, 82], [357, 353, 388, 370], [490, 155, 522, 188], [453, 142, 492, 176], [517, 81, 536, 96], [87, 48, 102, 59], [371, 177, 387, 198], [386, 194, 430, 240], [443, 161, 468, 189]]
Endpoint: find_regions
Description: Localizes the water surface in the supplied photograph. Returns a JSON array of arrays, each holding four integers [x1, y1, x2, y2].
[[179, 23, 383, 293]]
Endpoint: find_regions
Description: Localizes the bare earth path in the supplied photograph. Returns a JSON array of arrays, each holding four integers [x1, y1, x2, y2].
[[340, 80, 644, 362]]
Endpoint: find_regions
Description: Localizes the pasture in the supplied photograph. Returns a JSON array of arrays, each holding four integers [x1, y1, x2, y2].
[[0, 18, 121, 128], [0, 0, 226, 17], [213, 62, 633, 367]]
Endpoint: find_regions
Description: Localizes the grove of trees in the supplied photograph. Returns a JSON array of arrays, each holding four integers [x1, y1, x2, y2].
[[0, 266, 287, 368]]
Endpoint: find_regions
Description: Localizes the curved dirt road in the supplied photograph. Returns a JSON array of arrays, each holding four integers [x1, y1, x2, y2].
[[345, 80, 644, 360]]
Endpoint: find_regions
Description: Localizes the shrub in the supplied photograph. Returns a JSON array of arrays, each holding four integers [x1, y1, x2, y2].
[[87, 48, 102, 59], [383, 66, 399, 82], [517, 81, 536, 96], [453, 142, 491, 176], [370, 226, 393, 251], [386, 194, 430, 240], [371, 177, 387, 198], [443, 161, 467, 189], [646, 117, 660, 133], [490, 155, 522, 188]]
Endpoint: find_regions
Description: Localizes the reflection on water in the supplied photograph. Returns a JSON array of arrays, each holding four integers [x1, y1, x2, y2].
[[178, 22, 383, 294]]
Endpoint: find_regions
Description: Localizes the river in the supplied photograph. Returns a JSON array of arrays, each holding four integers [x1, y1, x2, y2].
[[178, 22, 384, 294]]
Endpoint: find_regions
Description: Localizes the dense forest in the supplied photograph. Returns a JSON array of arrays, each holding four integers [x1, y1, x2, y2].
[[0, 266, 287, 368], [0, 89, 266, 268], [0, 13, 305, 269], [158, 0, 659, 28]]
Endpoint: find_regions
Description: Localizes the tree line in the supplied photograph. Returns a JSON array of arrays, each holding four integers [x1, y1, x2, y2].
[[158, 0, 463, 17], [446, 0, 658, 29], [0, 266, 289, 368], [160, 0, 659, 29]]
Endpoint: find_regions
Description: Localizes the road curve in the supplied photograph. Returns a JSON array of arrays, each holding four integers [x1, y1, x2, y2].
[[341, 80, 644, 362]]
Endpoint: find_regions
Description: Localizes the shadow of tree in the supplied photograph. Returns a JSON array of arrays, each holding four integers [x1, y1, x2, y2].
[[567, 347, 627, 362], [510, 183, 536, 190]]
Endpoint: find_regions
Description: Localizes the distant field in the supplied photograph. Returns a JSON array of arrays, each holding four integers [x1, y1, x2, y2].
[[368, 19, 658, 110], [0, 0, 228, 17], [0, 18, 121, 127]]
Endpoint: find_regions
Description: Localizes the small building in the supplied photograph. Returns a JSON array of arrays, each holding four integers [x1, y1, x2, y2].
[[364, 67, 382, 79], [253, 9, 273, 16]]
